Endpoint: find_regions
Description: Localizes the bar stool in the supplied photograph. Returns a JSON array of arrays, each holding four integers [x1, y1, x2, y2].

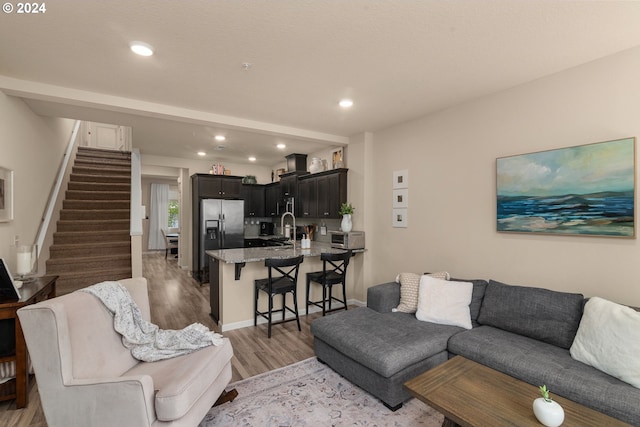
[[306, 250, 351, 316], [254, 255, 304, 338]]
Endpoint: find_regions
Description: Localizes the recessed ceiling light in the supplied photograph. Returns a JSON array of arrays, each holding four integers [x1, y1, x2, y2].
[[197, 151, 206, 156], [248, 156, 257, 162], [130, 41, 154, 57], [215, 135, 226, 142], [277, 143, 286, 150], [339, 99, 354, 108]]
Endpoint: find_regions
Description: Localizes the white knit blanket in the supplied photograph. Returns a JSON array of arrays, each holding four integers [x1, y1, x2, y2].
[[80, 281, 224, 362]]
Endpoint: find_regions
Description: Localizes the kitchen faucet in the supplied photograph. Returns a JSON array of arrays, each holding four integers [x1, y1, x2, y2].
[[280, 211, 296, 247]]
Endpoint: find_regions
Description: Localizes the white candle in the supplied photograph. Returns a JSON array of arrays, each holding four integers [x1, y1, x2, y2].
[[16, 251, 31, 275]]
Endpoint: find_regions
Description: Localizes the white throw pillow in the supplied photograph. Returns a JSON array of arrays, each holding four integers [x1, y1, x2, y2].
[[570, 297, 640, 389], [393, 271, 450, 313], [415, 275, 473, 329]]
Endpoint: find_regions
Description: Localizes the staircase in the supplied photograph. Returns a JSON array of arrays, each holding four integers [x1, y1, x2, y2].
[[46, 147, 132, 295]]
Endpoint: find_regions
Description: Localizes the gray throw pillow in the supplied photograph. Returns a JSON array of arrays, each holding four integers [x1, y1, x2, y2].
[[450, 278, 488, 327], [477, 280, 584, 349]]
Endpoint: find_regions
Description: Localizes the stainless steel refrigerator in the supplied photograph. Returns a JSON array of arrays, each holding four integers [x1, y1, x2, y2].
[[194, 199, 244, 282]]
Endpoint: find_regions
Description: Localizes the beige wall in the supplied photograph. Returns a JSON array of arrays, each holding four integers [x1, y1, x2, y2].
[[0, 93, 74, 271], [366, 46, 640, 306], [141, 154, 274, 184]]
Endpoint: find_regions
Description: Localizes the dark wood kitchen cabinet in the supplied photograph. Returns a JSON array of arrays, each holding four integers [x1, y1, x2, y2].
[[265, 182, 280, 217], [192, 174, 242, 199], [299, 168, 348, 218], [279, 172, 299, 199], [298, 177, 317, 218], [279, 171, 308, 216], [241, 184, 265, 217]]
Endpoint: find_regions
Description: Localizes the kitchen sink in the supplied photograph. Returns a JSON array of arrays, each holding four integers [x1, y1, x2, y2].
[[244, 238, 293, 248]]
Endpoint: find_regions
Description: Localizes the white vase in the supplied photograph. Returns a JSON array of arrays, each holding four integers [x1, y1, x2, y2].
[[309, 157, 324, 173], [533, 398, 565, 427], [341, 214, 353, 232]]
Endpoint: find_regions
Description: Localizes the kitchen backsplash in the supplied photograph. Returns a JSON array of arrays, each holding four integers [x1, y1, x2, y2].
[[244, 218, 341, 243]]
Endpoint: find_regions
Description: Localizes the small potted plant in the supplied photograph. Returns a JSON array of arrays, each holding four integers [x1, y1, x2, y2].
[[339, 203, 354, 232], [533, 385, 564, 427]]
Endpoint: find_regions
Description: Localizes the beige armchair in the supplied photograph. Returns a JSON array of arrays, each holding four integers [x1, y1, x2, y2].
[[17, 278, 233, 427]]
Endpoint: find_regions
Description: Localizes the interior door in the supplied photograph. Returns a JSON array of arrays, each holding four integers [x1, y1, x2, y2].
[[85, 122, 131, 151]]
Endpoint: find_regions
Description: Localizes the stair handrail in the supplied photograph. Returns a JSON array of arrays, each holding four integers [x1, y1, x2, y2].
[[130, 149, 143, 236], [35, 120, 81, 257]]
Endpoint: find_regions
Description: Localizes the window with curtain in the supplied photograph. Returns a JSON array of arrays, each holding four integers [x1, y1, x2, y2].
[[168, 188, 179, 228]]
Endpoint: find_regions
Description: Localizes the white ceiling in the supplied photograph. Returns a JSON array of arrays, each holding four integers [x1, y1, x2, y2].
[[2, 0, 640, 166]]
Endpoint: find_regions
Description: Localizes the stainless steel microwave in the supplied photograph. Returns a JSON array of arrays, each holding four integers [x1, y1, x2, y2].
[[330, 231, 365, 249]]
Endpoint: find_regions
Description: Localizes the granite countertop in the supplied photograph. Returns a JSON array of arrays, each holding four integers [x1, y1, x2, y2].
[[244, 235, 282, 240], [206, 242, 354, 264]]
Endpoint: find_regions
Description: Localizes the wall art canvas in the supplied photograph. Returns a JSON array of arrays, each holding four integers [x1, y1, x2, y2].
[[392, 189, 408, 208], [393, 169, 408, 189], [331, 147, 344, 169], [496, 137, 635, 237], [0, 166, 14, 222], [392, 208, 408, 228]]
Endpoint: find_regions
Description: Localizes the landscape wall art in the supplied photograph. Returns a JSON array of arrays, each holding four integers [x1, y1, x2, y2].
[[496, 137, 636, 238]]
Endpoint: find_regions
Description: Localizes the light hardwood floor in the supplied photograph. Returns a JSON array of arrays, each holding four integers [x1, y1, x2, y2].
[[0, 252, 324, 427]]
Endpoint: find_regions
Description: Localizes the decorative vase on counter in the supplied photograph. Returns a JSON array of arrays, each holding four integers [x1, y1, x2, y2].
[[533, 397, 565, 427], [309, 157, 324, 173], [341, 214, 353, 232]]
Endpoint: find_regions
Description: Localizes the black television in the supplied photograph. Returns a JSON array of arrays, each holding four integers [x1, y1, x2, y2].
[[0, 258, 19, 356], [0, 258, 21, 300]]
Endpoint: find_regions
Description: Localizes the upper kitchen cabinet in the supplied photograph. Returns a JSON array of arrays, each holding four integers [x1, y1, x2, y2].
[[192, 174, 243, 199], [279, 172, 300, 199], [298, 178, 317, 218], [299, 168, 348, 218], [265, 182, 280, 217], [241, 184, 265, 217], [279, 171, 308, 216]]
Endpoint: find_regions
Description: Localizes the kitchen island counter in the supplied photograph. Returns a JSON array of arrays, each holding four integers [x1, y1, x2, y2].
[[206, 242, 362, 331], [206, 241, 350, 264]]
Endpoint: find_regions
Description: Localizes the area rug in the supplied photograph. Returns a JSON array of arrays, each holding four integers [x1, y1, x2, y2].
[[200, 357, 443, 426]]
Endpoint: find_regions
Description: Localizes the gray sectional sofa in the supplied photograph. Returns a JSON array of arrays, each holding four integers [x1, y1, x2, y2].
[[310, 278, 640, 426]]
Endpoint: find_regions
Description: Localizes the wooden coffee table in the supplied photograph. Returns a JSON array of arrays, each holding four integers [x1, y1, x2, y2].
[[404, 356, 631, 427]]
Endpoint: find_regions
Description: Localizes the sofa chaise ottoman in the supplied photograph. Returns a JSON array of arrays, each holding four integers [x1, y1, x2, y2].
[[311, 278, 488, 410]]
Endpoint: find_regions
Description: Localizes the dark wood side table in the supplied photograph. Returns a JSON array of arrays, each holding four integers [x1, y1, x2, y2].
[[0, 275, 57, 408]]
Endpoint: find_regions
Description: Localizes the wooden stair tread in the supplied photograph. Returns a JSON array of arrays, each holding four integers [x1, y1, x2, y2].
[[50, 241, 131, 249], [70, 173, 130, 183], [48, 254, 131, 262], [54, 229, 130, 235], [58, 221, 129, 228], [66, 189, 131, 201], [78, 147, 131, 158]]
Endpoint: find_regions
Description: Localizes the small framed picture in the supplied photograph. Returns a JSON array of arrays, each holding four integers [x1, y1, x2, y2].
[[392, 208, 408, 228], [0, 166, 14, 223], [392, 189, 408, 208], [393, 169, 409, 189], [331, 147, 344, 169]]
